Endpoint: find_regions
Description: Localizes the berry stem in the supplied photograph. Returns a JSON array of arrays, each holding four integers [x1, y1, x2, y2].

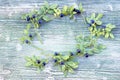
[[35, 29, 43, 44], [30, 44, 43, 51]]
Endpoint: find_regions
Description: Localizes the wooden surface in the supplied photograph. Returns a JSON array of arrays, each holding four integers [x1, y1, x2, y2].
[[0, 0, 120, 80]]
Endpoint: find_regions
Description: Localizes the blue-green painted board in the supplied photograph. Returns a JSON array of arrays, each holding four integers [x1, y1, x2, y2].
[[0, 0, 120, 80]]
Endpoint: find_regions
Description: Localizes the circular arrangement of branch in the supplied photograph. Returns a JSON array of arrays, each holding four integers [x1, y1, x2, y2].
[[20, 2, 116, 76]]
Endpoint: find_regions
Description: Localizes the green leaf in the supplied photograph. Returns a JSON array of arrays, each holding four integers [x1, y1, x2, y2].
[[105, 33, 109, 38], [96, 21, 102, 25], [92, 48, 100, 53], [44, 1, 49, 9], [62, 5, 68, 15], [67, 61, 78, 69], [21, 14, 27, 20], [97, 44, 106, 50], [69, 5, 74, 13], [96, 13, 103, 20], [42, 15, 51, 21], [109, 24, 116, 29], [47, 10, 54, 14], [109, 33, 114, 38], [25, 62, 32, 67], [20, 37, 25, 43], [25, 56, 31, 61], [50, 4, 58, 9], [68, 68, 74, 73], [86, 18, 90, 23], [89, 27, 93, 32], [61, 65, 66, 71], [40, 6, 46, 14], [69, 14, 74, 19], [24, 29, 28, 34], [91, 13, 96, 19], [79, 3, 84, 12], [62, 55, 70, 61], [105, 28, 111, 32], [26, 24, 31, 30]]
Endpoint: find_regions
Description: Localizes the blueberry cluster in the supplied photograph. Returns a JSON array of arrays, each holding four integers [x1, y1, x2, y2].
[[25, 34, 33, 44], [88, 20, 95, 27], [26, 14, 36, 22], [36, 60, 46, 66]]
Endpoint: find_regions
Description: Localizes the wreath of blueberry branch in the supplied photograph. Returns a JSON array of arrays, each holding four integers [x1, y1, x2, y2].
[[20, 2, 116, 76]]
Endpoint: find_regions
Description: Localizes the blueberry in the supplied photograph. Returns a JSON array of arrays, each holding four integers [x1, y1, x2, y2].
[[42, 62, 46, 66], [38, 19, 43, 24], [54, 52, 59, 56], [102, 25, 106, 29], [36, 60, 41, 64], [77, 49, 81, 53], [60, 61, 64, 65], [73, 8, 81, 14], [32, 15, 36, 18], [54, 59, 57, 63], [88, 24, 92, 27], [90, 20, 95, 24], [29, 34, 32, 38], [25, 40, 29, 44], [76, 10, 81, 14], [70, 52, 74, 56], [26, 16, 30, 21], [60, 13, 64, 17], [85, 53, 89, 58]]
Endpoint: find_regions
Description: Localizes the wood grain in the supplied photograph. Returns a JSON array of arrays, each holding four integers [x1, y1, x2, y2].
[[0, 0, 120, 80]]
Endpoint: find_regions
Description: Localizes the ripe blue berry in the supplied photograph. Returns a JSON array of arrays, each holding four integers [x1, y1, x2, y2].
[[60, 13, 64, 17], [36, 60, 41, 64], [77, 49, 81, 53], [32, 15, 35, 18], [85, 53, 89, 58], [29, 34, 32, 38], [76, 10, 81, 14], [60, 61, 64, 65], [70, 52, 74, 56], [54, 52, 59, 56], [54, 59, 57, 63], [25, 40, 29, 44], [90, 20, 95, 24], [88, 24, 92, 27], [26, 16, 30, 21], [38, 19, 43, 24], [42, 62, 46, 66], [73, 8, 81, 14]]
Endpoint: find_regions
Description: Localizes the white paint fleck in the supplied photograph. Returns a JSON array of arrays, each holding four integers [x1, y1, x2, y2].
[[8, 12, 13, 17], [5, 36, 10, 42], [0, 34, 2, 38], [43, 66, 52, 73], [0, 76, 4, 80], [102, 77, 107, 80], [110, 52, 120, 58], [97, 63, 101, 68], [108, 5, 113, 11], [16, 43, 22, 51], [46, 77, 54, 80], [0, 70, 11, 75]]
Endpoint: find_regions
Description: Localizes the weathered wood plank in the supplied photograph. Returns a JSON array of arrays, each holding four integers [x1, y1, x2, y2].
[[0, 0, 120, 80]]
